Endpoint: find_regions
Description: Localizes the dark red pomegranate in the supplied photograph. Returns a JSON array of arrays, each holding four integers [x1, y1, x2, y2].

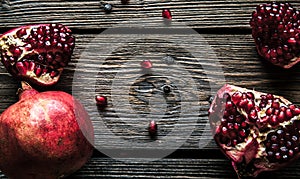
[[209, 84, 300, 178], [0, 82, 94, 179], [0, 24, 75, 86], [250, 2, 300, 68]]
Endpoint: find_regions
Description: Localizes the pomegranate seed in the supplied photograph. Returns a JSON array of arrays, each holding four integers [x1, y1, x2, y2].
[[50, 71, 59, 78], [289, 104, 296, 110], [278, 111, 286, 122], [162, 85, 171, 94], [246, 92, 255, 100], [234, 123, 239, 130], [266, 94, 274, 100], [239, 129, 247, 137], [285, 108, 293, 119], [103, 3, 113, 13], [266, 107, 274, 116], [232, 91, 243, 104], [34, 65, 43, 77], [16, 62, 27, 75], [246, 100, 255, 112], [238, 99, 248, 107], [269, 115, 279, 126], [280, 106, 287, 111], [95, 95, 107, 108], [28, 61, 35, 71], [271, 102, 280, 109], [241, 122, 247, 128], [149, 120, 158, 137], [293, 108, 300, 115], [249, 109, 258, 122], [140, 60, 152, 69], [16, 28, 27, 38], [162, 8, 172, 19], [225, 101, 234, 109]]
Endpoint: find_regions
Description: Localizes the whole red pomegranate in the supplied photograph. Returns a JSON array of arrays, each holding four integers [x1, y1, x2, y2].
[[0, 82, 94, 179], [209, 84, 300, 178]]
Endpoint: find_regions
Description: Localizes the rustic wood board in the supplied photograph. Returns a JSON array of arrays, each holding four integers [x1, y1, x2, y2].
[[0, 0, 299, 29], [1, 0, 300, 179]]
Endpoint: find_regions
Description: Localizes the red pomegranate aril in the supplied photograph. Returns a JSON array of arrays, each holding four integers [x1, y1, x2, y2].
[[266, 94, 274, 100], [34, 66, 43, 77], [162, 9, 172, 19], [95, 95, 107, 108], [50, 71, 58, 78], [209, 84, 300, 178], [140, 60, 152, 69], [249, 109, 258, 121], [149, 120, 158, 137], [293, 108, 300, 115], [238, 98, 248, 107], [16, 62, 27, 75], [16, 28, 27, 38], [271, 101, 280, 109], [28, 61, 35, 71], [232, 91, 243, 104], [266, 107, 274, 116], [286, 108, 293, 119], [278, 111, 286, 122], [269, 115, 279, 126]]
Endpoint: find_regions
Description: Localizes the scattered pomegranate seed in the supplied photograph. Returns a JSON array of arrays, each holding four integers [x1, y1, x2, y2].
[[162, 8, 172, 19], [162, 85, 171, 94], [103, 3, 113, 13], [148, 120, 157, 137], [140, 60, 152, 69], [95, 95, 107, 108]]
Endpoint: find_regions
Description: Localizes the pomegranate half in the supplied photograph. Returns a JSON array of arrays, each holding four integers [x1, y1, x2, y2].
[[209, 84, 300, 178], [0, 23, 75, 86], [0, 82, 94, 179]]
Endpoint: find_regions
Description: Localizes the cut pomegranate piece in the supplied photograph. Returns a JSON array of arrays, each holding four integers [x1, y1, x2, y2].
[[250, 2, 300, 68], [0, 24, 75, 86], [209, 84, 300, 178]]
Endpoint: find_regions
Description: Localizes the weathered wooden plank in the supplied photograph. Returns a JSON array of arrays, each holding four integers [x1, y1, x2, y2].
[[69, 156, 300, 178], [0, 0, 300, 29], [1, 151, 300, 178], [0, 33, 300, 153]]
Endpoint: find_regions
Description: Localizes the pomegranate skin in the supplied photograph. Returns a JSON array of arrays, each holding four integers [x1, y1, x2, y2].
[[0, 83, 94, 179]]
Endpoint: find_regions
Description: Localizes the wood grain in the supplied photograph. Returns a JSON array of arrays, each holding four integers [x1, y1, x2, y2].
[[0, 0, 299, 29], [1, 1, 300, 178]]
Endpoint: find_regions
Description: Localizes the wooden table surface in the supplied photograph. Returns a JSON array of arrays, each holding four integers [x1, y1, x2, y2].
[[1, 0, 300, 178]]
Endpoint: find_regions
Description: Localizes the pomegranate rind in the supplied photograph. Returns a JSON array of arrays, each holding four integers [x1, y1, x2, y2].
[[209, 84, 300, 178], [0, 85, 94, 178]]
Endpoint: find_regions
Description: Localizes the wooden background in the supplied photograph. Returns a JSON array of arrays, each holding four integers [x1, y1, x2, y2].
[[1, 0, 300, 178]]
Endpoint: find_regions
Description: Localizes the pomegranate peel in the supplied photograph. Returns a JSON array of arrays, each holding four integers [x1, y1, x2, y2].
[[0, 81, 94, 179], [0, 23, 75, 86], [209, 84, 300, 178]]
